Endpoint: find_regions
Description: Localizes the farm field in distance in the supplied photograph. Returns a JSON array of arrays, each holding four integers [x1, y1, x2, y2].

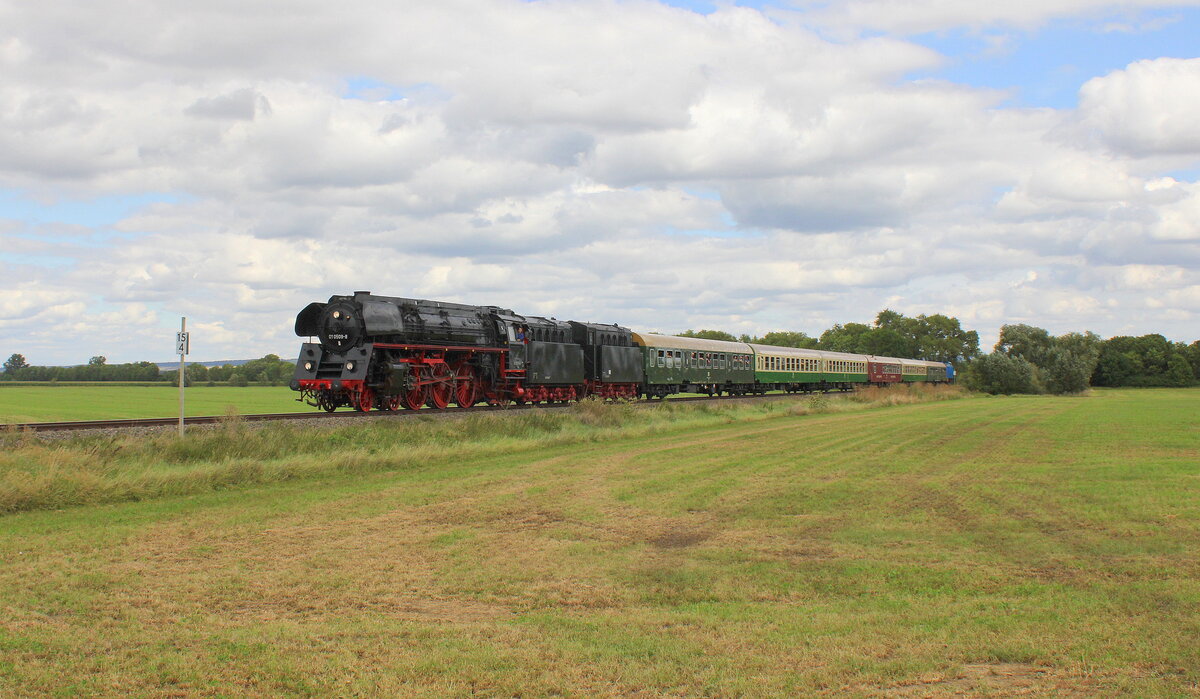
[[0, 388, 1197, 696], [0, 384, 307, 422]]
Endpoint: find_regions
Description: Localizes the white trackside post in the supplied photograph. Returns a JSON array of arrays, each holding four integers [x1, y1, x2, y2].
[[177, 318, 189, 437]]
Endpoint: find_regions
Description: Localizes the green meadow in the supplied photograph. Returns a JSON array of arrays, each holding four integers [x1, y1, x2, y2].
[[0, 384, 308, 422], [0, 387, 1197, 696]]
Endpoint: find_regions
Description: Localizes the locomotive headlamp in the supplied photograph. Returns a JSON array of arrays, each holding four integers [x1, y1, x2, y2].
[[346, 361, 355, 371], [304, 361, 313, 371], [332, 311, 341, 319]]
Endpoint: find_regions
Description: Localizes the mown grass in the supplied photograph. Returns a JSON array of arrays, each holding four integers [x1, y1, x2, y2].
[[0, 384, 307, 423], [0, 386, 1197, 697]]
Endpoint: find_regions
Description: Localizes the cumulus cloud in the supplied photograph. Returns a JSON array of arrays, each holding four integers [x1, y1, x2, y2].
[[0, 0, 1198, 365], [1076, 57, 1200, 157]]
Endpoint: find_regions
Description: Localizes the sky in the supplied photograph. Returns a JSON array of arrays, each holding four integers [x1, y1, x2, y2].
[[1, 0, 1199, 365]]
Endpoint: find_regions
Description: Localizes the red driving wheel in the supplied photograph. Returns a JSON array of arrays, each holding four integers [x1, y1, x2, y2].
[[428, 364, 451, 410], [454, 364, 478, 407], [402, 368, 428, 410]]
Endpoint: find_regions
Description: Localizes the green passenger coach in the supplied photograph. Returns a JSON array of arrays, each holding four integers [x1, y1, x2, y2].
[[924, 360, 948, 382], [747, 344, 825, 392], [819, 350, 870, 387], [632, 332, 755, 398], [749, 345, 870, 391], [899, 358, 928, 382]]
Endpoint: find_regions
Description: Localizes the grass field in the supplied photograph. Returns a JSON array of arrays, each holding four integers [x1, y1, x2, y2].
[[0, 384, 307, 422], [0, 387, 1197, 696]]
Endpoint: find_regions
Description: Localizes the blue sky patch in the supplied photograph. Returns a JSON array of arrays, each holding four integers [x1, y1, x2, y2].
[[0, 190, 182, 228], [909, 9, 1200, 108], [343, 77, 409, 101]]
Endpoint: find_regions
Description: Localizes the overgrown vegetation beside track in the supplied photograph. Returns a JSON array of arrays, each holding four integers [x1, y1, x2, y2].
[[0, 385, 966, 514]]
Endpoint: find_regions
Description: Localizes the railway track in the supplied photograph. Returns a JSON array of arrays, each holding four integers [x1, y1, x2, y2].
[[4, 391, 840, 433]]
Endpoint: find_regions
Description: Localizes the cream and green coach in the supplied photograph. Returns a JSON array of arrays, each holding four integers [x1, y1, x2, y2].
[[899, 357, 928, 382], [749, 344, 870, 391], [748, 344, 823, 391]]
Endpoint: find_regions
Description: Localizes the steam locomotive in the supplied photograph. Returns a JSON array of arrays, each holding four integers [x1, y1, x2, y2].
[[290, 291, 953, 412], [290, 291, 642, 412]]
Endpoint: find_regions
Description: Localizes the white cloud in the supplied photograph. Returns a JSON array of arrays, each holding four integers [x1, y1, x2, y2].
[[1076, 58, 1200, 158], [0, 0, 1198, 365]]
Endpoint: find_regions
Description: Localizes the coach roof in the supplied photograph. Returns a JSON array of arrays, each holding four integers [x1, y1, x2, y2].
[[632, 332, 753, 354]]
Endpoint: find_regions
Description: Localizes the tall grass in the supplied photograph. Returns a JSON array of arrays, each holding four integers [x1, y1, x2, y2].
[[0, 386, 969, 515]]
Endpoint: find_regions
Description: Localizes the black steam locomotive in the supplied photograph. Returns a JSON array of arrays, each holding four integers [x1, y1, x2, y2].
[[291, 291, 642, 411]]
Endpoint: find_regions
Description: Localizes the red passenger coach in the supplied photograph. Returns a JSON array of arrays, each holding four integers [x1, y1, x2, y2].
[[867, 356, 903, 385]]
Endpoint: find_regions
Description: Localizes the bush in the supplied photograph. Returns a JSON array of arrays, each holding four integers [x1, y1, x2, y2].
[[962, 354, 1040, 395], [1041, 348, 1093, 394]]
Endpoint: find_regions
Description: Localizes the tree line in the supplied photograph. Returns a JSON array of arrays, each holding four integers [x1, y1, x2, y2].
[[678, 310, 1199, 395], [964, 326, 1200, 395], [678, 309, 982, 364], [1, 353, 296, 386]]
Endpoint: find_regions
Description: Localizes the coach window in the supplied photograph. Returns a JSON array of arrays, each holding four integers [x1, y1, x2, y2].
[[675, 350, 683, 368], [657, 350, 665, 367]]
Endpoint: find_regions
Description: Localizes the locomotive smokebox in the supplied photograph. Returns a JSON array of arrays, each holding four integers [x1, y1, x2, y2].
[[319, 301, 363, 352]]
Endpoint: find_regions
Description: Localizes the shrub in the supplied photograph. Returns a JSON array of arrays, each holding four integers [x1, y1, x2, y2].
[[962, 354, 1040, 395]]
